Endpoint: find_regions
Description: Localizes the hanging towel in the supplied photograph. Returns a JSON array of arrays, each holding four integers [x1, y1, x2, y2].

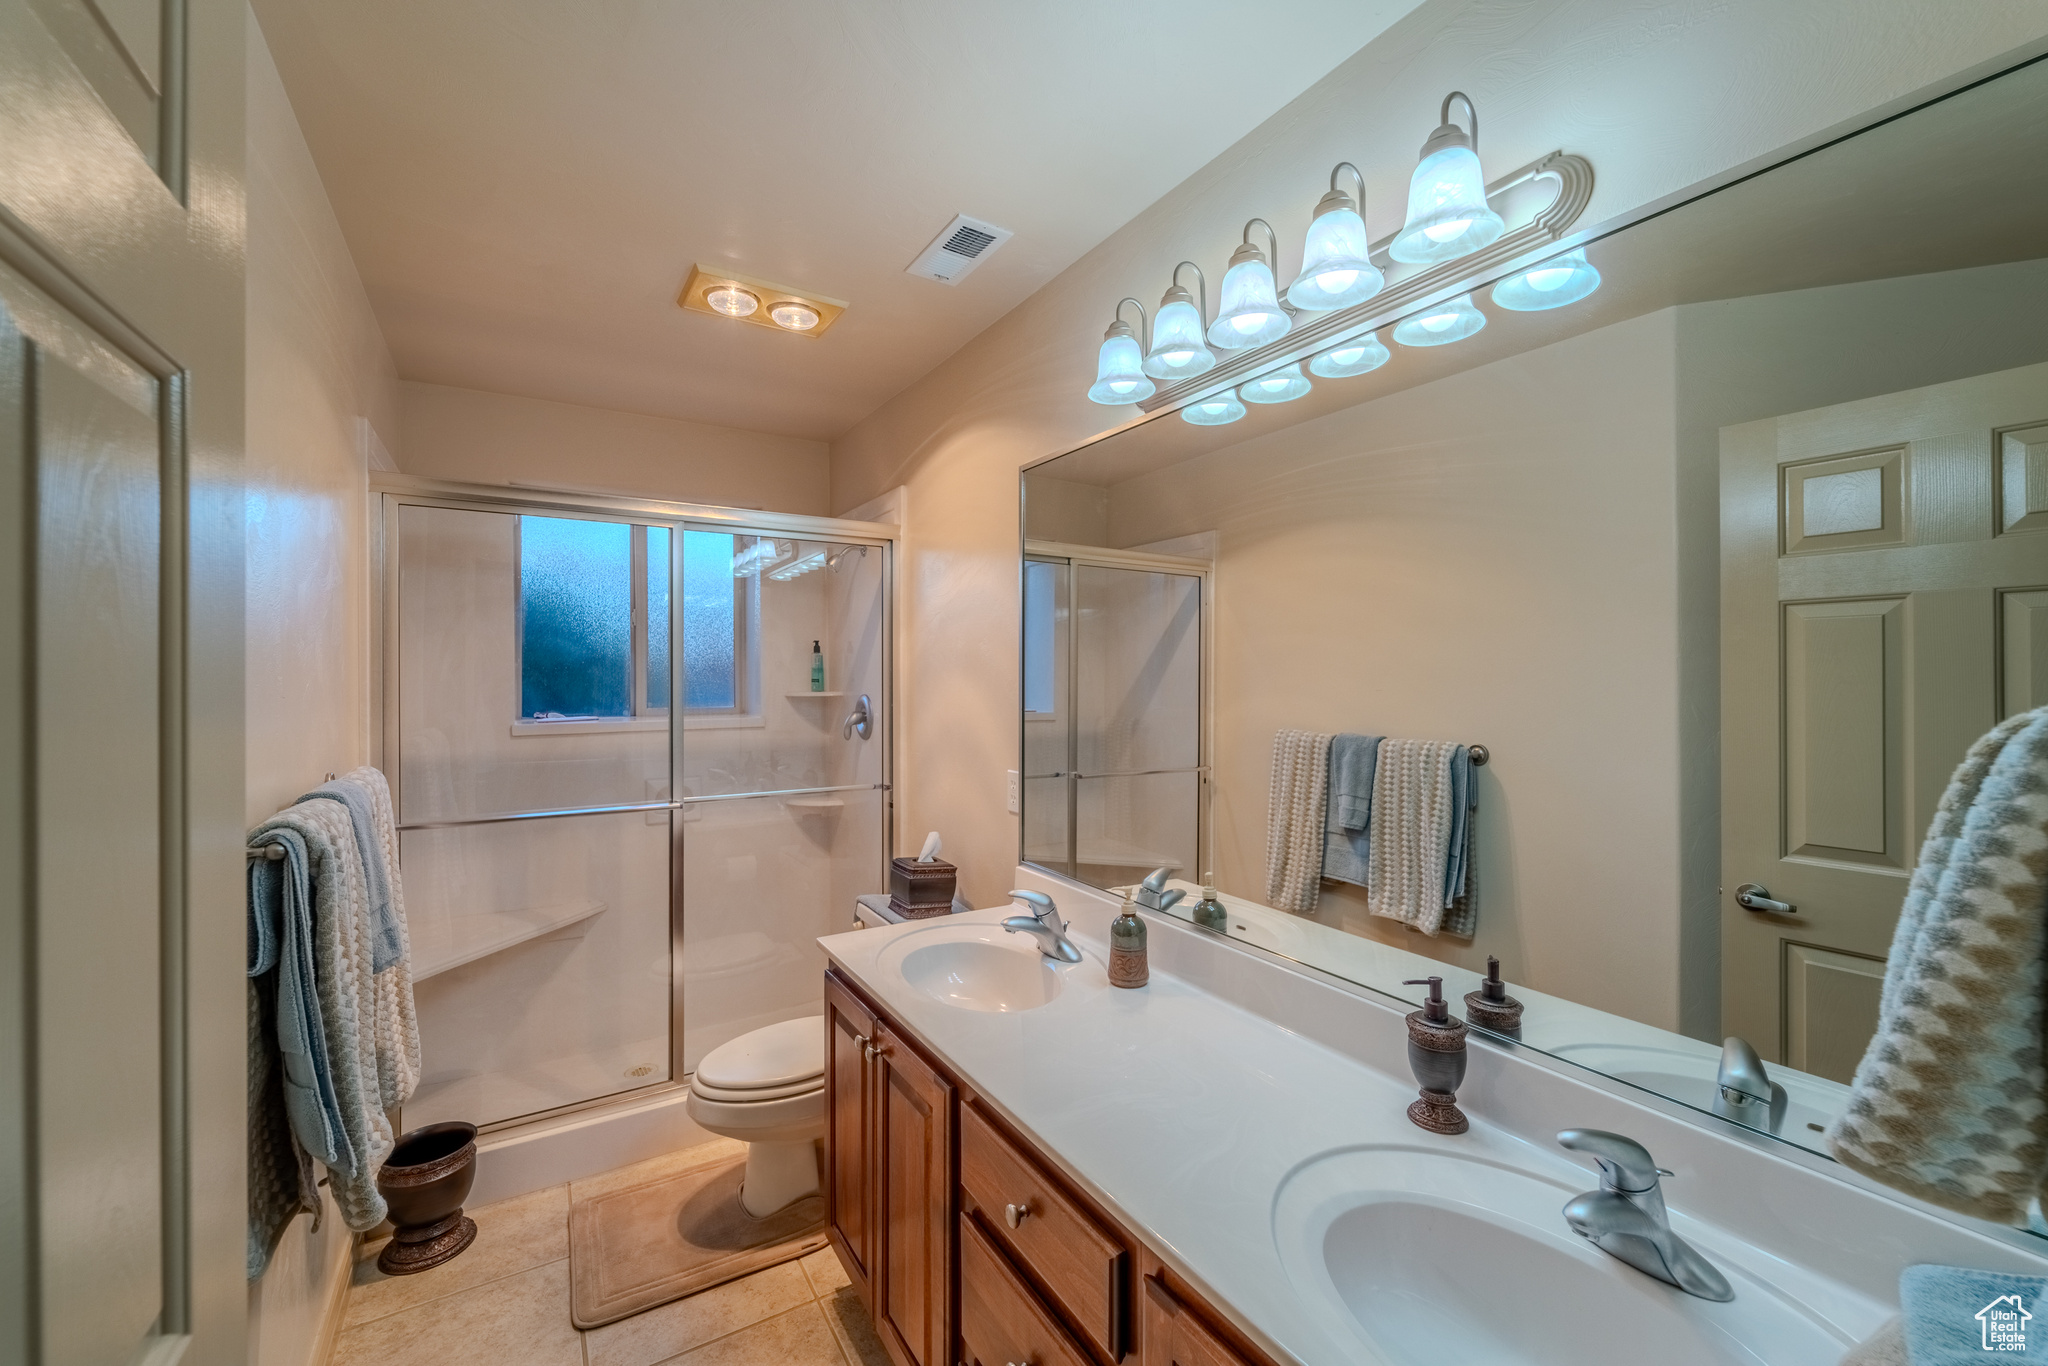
[[300, 776, 402, 972], [1829, 706, 2048, 1224], [249, 796, 394, 1237], [246, 825, 324, 1279], [1367, 739, 1477, 938], [342, 765, 422, 1109], [1441, 746, 1478, 937], [1266, 729, 1332, 912], [1899, 1264, 2048, 1363], [1322, 734, 1381, 888]]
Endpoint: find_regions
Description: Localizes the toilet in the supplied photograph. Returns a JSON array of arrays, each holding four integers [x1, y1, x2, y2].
[[685, 1016, 827, 1217]]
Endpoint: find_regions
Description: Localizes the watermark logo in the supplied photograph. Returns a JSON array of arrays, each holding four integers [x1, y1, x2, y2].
[[1980, 1294, 2032, 1352]]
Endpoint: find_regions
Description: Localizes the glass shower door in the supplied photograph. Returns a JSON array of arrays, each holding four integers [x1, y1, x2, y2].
[[393, 505, 676, 1129], [678, 531, 888, 1072]]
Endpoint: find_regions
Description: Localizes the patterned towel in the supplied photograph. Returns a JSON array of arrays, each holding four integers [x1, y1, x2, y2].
[[1367, 739, 1477, 938], [1266, 729, 1332, 912], [1828, 707, 2048, 1224]]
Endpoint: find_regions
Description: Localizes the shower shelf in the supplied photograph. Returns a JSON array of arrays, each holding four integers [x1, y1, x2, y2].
[[412, 898, 606, 980], [785, 796, 845, 812]]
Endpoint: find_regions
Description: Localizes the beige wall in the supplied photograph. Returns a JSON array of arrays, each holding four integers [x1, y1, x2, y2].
[[399, 380, 830, 513], [245, 15, 397, 1365], [828, 0, 2048, 911]]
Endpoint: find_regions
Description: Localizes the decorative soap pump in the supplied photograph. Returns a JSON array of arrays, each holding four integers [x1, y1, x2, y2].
[[1191, 880, 1227, 931], [1464, 956, 1525, 1036], [1402, 977, 1469, 1135], [1109, 889, 1149, 989]]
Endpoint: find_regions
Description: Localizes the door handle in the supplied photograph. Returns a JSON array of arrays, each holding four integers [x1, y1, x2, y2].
[[1735, 883, 1797, 915], [843, 693, 873, 741]]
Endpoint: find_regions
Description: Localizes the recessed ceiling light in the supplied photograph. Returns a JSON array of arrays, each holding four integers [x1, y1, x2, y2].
[[676, 264, 847, 338], [705, 284, 759, 317]]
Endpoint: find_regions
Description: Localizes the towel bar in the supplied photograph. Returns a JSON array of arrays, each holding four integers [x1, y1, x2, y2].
[[248, 846, 286, 861], [1469, 745, 1489, 766]]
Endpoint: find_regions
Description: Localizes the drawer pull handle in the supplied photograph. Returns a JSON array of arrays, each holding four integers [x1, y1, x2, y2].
[[851, 1033, 868, 1051], [865, 1041, 889, 1061], [1004, 1200, 1031, 1229]]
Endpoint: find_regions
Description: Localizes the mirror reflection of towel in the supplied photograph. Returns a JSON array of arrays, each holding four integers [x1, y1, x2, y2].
[[1322, 734, 1381, 887], [1367, 740, 1477, 938]]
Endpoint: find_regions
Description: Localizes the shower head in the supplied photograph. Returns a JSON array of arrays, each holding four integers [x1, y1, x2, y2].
[[827, 545, 869, 569]]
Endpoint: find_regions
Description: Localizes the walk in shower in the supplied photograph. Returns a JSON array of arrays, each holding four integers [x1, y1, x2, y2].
[[377, 483, 890, 1132]]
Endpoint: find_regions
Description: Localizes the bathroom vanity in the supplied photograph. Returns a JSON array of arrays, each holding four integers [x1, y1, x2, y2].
[[820, 881, 2048, 1366]]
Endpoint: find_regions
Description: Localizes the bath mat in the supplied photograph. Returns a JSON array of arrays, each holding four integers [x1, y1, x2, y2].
[[567, 1145, 828, 1329]]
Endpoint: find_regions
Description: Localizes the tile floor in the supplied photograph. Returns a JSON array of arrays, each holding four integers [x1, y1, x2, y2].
[[333, 1140, 889, 1366]]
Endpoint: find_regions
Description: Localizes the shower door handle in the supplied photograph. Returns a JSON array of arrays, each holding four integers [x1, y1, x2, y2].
[[843, 694, 873, 741]]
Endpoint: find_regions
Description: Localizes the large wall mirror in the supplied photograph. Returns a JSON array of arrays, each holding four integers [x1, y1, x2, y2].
[[1019, 55, 2048, 1208]]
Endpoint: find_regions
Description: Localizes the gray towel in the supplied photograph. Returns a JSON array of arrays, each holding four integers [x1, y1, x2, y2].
[[300, 777, 402, 972], [1322, 734, 1380, 887], [1829, 706, 2048, 1224], [1441, 746, 1477, 936]]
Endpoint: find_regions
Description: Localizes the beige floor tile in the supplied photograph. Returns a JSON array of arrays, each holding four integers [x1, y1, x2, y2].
[[798, 1248, 850, 1299], [344, 1183, 571, 1327], [585, 1261, 813, 1366], [820, 1286, 890, 1366], [571, 1139, 748, 1204], [660, 1302, 845, 1366], [330, 1260, 582, 1366]]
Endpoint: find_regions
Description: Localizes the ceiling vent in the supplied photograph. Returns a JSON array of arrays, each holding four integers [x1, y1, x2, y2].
[[905, 214, 1013, 285]]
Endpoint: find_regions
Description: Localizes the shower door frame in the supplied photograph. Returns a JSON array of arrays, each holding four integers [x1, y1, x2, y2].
[[1019, 537, 1212, 887], [371, 474, 895, 1130]]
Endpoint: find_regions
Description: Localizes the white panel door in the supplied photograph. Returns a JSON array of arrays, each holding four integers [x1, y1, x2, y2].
[[1722, 361, 2048, 1083]]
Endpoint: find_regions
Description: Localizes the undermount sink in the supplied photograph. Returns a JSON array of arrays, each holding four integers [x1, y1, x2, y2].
[[882, 923, 1071, 1013], [1272, 1146, 1855, 1365]]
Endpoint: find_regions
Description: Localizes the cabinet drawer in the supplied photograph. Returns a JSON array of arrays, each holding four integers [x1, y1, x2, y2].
[[961, 1214, 1092, 1366], [961, 1103, 1128, 1360]]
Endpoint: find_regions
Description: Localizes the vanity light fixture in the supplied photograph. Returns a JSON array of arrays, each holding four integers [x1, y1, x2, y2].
[[1207, 220, 1292, 350], [1393, 293, 1487, 347], [1088, 298, 1156, 405], [1143, 262, 1217, 380], [1181, 393, 1247, 426], [1309, 331, 1391, 378], [1491, 247, 1602, 310], [1287, 164, 1384, 311], [677, 263, 847, 338], [1389, 93, 1505, 266], [1238, 362, 1312, 404]]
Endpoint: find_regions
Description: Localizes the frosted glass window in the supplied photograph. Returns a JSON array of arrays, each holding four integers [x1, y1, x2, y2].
[[520, 516, 632, 718], [1024, 560, 1057, 715], [647, 526, 671, 708], [683, 530, 738, 710]]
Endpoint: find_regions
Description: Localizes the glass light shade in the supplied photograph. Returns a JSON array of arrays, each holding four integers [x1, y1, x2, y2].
[[1088, 330, 1155, 405], [1309, 332, 1391, 378], [769, 300, 820, 331], [1143, 297, 1216, 379], [1207, 254, 1291, 350], [1181, 393, 1246, 426], [1491, 248, 1602, 310], [1238, 363, 1311, 405], [1389, 143, 1504, 265], [1393, 294, 1487, 347], [706, 285, 759, 317], [1287, 206, 1384, 311]]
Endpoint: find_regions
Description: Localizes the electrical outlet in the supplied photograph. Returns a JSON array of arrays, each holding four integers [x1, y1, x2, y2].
[[1006, 769, 1020, 815]]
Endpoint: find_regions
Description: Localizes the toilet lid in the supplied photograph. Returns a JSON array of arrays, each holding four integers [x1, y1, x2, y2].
[[694, 1016, 825, 1091]]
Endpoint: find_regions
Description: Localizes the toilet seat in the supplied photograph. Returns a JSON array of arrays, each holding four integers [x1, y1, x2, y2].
[[694, 1017, 824, 1093]]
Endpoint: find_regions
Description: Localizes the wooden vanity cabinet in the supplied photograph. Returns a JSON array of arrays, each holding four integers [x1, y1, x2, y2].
[[825, 968, 1270, 1366]]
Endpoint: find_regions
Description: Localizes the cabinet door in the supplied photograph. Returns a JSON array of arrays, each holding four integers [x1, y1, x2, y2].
[[825, 972, 878, 1304], [1143, 1276, 1258, 1366], [874, 1022, 956, 1366]]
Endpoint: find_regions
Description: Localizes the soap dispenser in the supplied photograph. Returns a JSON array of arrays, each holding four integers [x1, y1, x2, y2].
[[810, 640, 825, 692], [1401, 977, 1469, 1135], [1191, 879, 1227, 931], [1463, 956, 1525, 1036], [1109, 889, 1149, 989]]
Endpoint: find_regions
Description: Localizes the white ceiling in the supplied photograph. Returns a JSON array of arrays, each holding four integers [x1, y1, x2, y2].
[[253, 0, 1428, 441]]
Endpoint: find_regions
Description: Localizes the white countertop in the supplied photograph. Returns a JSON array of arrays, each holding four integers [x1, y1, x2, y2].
[[820, 907, 1743, 1366]]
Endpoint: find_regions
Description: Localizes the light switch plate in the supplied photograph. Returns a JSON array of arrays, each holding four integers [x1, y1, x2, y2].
[[1006, 769, 1020, 815]]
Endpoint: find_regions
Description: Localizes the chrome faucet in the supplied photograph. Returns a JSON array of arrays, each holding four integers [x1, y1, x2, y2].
[[1002, 890, 1084, 964], [1711, 1036, 1788, 1134], [1557, 1130, 1733, 1301], [1133, 867, 1187, 915]]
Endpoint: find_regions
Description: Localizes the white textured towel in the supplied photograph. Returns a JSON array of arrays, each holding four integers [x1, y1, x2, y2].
[[1266, 729, 1332, 912], [1367, 739, 1469, 937], [345, 766, 421, 1109]]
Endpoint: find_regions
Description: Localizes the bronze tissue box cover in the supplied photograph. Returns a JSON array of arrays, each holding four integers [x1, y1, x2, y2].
[[888, 856, 956, 920]]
